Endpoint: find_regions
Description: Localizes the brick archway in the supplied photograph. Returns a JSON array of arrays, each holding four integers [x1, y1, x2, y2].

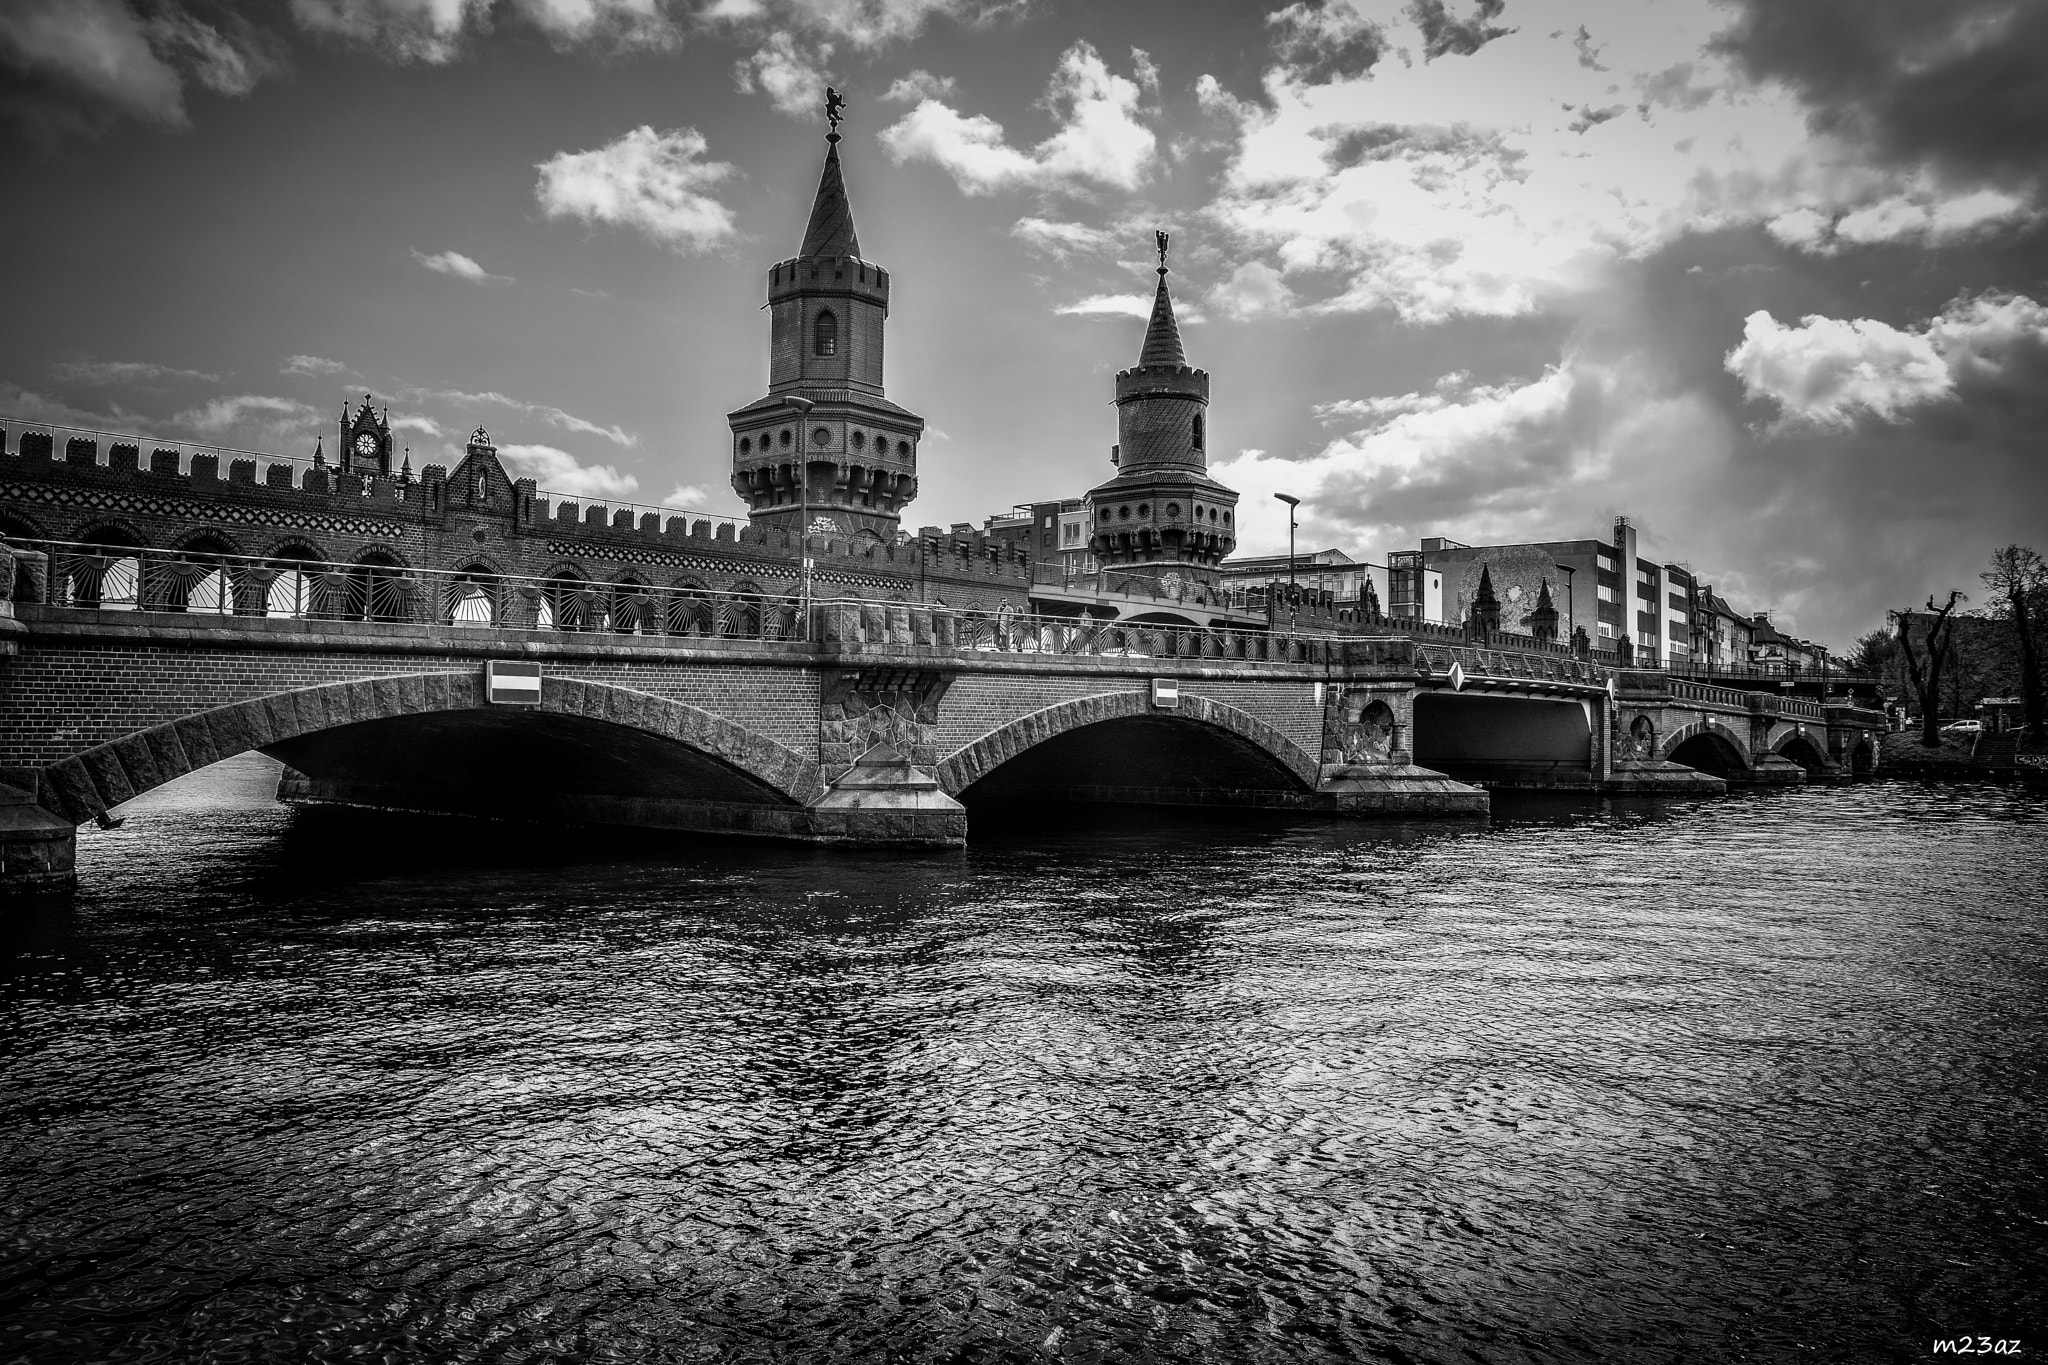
[[35, 672, 823, 824], [1771, 726, 1833, 774], [1660, 717, 1753, 774], [936, 691, 1320, 797]]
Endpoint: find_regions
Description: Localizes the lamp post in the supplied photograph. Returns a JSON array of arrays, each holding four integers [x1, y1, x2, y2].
[[1274, 493, 1300, 595], [784, 395, 816, 637]]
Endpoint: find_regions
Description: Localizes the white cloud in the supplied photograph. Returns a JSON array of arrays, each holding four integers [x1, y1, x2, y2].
[[1207, 261, 1295, 319], [706, 0, 1004, 50], [879, 42, 1159, 195], [883, 69, 955, 103], [665, 482, 711, 506], [53, 358, 218, 385], [1054, 292, 1206, 325], [288, 0, 472, 64], [508, 0, 678, 49], [498, 442, 639, 498], [414, 386, 639, 446], [1726, 293, 2048, 427], [411, 247, 512, 282], [282, 354, 349, 376], [734, 32, 830, 117], [535, 125, 738, 252], [1011, 216, 1114, 258], [1197, 0, 2043, 322], [172, 393, 322, 438], [392, 414, 444, 437]]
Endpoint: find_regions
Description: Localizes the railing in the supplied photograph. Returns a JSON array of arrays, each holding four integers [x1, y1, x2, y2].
[[0, 417, 747, 536], [1666, 677, 1754, 710], [1030, 563, 1264, 614], [1412, 641, 1608, 686]]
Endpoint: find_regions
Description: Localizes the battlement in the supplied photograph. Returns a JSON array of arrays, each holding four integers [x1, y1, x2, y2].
[[767, 254, 889, 305]]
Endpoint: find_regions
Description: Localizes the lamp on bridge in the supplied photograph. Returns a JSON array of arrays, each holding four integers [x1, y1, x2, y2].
[[1274, 493, 1300, 597], [784, 395, 817, 632]]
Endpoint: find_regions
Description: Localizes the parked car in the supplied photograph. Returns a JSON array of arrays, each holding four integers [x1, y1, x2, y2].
[[1942, 720, 1982, 734]]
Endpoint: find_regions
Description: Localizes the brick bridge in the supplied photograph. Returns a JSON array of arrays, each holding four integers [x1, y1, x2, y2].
[[0, 536, 1886, 894]]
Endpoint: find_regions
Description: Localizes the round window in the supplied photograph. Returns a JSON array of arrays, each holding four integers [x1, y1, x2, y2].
[[1137, 504, 1150, 519], [779, 429, 792, 448], [738, 437, 751, 455], [813, 427, 832, 447], [1166, 503, 1180, 519], [1223, 510, 1232, 523], [850, 430, 865, 451], [1118, 505, 1130, 520], [897, 440, 911, 456]]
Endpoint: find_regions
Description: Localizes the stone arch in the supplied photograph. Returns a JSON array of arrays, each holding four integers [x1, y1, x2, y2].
[[74, 518, 150, 550], [937, 691, 1320, 797], [262, 535, 329, 564], [1661, 717, 1753, 775], [1772, 727, 1831, 775], [349, 543, 411, 569], [0, 507, 50, 542], [35, 672, 823, 825], [1848, 735, 1877, 777]]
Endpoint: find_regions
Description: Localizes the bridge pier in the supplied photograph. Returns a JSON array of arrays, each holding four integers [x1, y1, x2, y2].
[[0, 783, 75, 897]]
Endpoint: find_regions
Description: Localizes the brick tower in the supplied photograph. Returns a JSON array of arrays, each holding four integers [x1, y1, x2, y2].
[[728, 97, 924, 544], [1085, 232, 1238, 598]]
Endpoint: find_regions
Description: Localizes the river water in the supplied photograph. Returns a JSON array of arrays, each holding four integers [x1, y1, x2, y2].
[[2, 755, 2044, 1364]]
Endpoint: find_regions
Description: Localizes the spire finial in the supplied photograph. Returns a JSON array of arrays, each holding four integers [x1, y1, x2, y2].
[[825, 86, 846, 143], [1137, 231, 1186, 367], [1155, 228, 1170, 274]]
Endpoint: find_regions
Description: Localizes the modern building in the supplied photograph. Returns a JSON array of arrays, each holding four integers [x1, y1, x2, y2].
[[1217, 549, 1390, 612], [985, 499, 1093, 575]]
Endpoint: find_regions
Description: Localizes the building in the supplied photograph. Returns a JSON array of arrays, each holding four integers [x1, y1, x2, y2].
[[1083, 234, 1239, 599], [1218, 549, 1389, 612], [725, 123, 925, 545], [984, 499, 1092, 575]]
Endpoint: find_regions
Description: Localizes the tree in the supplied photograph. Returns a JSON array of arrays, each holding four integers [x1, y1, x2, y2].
[[1894, 591, 1966, 747], [1849, 628, 1897, 682], [1980, 544, 2047, 743]]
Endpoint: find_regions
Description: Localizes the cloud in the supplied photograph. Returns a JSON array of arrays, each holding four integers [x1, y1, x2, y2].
[[1010, 216, 1114, 259], [1726, 293, 2048, 427], [1207, 261, 1295, 319], [282, 354, 349, 376], [665, 482, 711, 506], [508, 0, 681, 51], [287, 0, 475, 64], [879, 42, 1158, 195], [1054, 292, 1205, 325], [1198, 0, 2045, 323], [391, 414, 443, 437], [414, 386, 638, 446], [497, 442, 639, 498], [1713, 0, 2048, 199], [734, 31, 829, 117], [1266, 0, 1383, 85], [0, 0, 281, 141], [1408, 0, 1515, 61], [883, 69, 955, 103], [535, 125, 738, 251], [411, 247, 512, 282], [53, 358, 219, 385], [171, 393, 323, 442], [704, 0, 1010, 50]]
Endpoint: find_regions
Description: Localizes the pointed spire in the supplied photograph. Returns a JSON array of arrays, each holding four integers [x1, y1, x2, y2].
[[312, 435, 326, 469], [799, 121, 861, 259], [1475, 563, 1497, 605], [1535, 576, 1554, 611], [1138, 229, 1186, 368]]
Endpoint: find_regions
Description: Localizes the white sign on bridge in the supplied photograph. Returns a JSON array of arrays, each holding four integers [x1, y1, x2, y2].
[[486, 660, 542, 706]]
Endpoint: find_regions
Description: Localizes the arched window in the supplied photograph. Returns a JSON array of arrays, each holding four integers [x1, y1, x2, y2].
[[1192, 414, 1205, 450], [814, 310, 838, 356]]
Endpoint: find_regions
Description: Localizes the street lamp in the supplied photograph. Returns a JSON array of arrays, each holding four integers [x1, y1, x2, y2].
[[1274, 493, 1300, 596], [784, 395, 816, 635]]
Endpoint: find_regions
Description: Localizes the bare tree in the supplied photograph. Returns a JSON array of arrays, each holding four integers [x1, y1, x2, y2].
[[1981, 545, 2046, 743], [1894, 591, 1966, 747]]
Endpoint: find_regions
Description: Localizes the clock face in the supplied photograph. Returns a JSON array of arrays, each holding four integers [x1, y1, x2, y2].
[[354, 432, 379, 457]]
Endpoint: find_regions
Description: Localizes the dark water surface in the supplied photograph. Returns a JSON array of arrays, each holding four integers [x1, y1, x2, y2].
[[3, 756, 2045, 1364]]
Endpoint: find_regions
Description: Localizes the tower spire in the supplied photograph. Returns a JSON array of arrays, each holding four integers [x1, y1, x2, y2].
[[800, 88, 861, 259], [1139, 229, 1186, 368]]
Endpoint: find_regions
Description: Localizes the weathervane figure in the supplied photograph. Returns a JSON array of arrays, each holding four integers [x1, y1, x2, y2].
[[1155, 228, 1170, 271], [825, 87, 846, 137]]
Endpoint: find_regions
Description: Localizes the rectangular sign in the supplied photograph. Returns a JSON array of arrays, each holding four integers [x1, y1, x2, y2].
[[1151, 678, 1179, 709], [486, 659, 542, 706]]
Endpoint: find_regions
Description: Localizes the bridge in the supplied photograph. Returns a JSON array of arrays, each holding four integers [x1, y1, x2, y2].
[[0, 530, 1886, 896]]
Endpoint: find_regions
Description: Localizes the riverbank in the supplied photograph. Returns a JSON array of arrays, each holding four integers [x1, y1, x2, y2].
[[1882, 728, 2048, 776]]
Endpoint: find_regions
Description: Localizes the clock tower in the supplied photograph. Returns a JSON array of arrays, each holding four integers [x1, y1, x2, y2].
[[338, 395, 394, 477]]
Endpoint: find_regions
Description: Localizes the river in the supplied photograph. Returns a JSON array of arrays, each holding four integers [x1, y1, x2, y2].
[[2, 755, 2043, 1363]]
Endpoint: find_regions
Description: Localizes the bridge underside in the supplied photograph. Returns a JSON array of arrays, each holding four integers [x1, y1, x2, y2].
[[960, 715, 1314, 811], [1412, 693, 1598, 790], [269, 709, 809, 835]]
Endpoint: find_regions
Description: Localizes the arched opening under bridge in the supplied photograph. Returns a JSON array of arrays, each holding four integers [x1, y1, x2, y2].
[[1668, 728, 1751, 780], [1410, 691, 1593, 788]]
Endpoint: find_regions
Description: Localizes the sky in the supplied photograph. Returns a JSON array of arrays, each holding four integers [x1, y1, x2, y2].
[[2, 0, 2044, 646]]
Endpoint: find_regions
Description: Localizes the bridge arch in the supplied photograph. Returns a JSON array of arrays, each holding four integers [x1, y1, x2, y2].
[[1662, 718, 1753, 778], [937, 691, 1320, 799], [1772, 727, 1831, 776], [35, 672, 822, 825]]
